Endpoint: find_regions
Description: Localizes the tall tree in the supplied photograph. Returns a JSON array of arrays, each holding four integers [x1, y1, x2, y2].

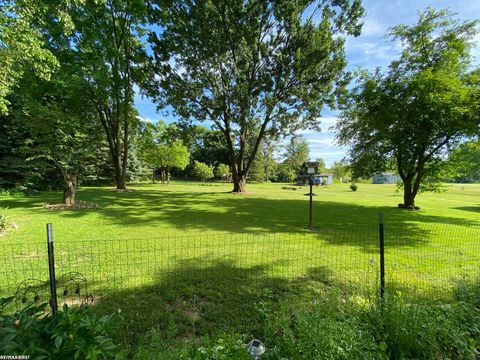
[[146, 0, 363, 192], [70, 0, 147, 189], [260, 138, 277, 182], [337, 9, 479, 208], [282, 135, 310, 172]]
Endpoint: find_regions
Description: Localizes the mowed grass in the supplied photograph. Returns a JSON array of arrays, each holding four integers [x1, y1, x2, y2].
[[1, 182, 479, 349], [2, 181, 479, 238]]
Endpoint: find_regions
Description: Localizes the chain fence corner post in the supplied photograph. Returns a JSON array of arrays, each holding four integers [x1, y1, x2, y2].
[[379, 213, 385, 302], [46, 223, 58, 314]]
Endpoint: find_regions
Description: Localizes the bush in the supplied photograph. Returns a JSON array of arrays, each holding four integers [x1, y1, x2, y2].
[[0, 297, 122, 360], [214, 163, 230, 179], [350, 183, 358, 191], [192, 161, 214, 182]]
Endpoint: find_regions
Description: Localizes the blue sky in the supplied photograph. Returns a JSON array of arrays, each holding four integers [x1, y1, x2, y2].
[[134, 0, 480, 167]]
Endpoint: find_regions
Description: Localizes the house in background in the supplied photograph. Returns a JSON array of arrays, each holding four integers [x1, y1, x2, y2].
[[372, 172, 401, 184], [297, 162, 334, 185]]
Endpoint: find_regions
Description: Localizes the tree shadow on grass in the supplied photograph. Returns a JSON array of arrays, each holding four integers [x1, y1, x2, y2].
[[51, 189, 479, 252], [453, 206, 480, 213], [93, 258, 338, 351], [5, 187, 479, 253]]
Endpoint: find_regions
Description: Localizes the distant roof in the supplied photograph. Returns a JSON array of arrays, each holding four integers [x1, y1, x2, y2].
[[302, 162, 319, 167]]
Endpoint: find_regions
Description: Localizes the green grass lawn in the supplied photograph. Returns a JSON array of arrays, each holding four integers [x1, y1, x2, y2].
[[1, 182, 479, 351]]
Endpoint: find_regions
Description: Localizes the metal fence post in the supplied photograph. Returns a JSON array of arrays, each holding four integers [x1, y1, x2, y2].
[[379, 213, 385, 300], [46, 223, 58, 314], [309, 179, 313, 228]]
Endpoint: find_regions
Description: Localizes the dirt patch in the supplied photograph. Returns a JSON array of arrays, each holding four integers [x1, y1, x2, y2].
[[0, 222, 18, 237], [44, 201, 97, 210], [230, 191, 254, 195], [108, 188, 135, 193]]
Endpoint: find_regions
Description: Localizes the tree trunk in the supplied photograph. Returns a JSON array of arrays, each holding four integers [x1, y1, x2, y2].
[[232, 174, 246, 193], [402, 181, 416, 209], [63, 174, 76, 205], [114, 154, 127, 189]]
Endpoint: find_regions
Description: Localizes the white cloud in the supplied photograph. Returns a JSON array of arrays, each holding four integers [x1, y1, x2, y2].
[[295, 116, 339, 136], [307, 138, 335, 146], [319, 116, 338, 129], [137, 116, 155, 123], [361, 17, 384, 36]]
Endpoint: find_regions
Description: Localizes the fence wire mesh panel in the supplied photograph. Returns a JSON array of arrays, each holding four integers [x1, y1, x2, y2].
[[384, 221, 480, 297], [0, 220, 479, 309]]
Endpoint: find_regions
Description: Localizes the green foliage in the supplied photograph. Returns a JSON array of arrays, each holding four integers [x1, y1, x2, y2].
[[315, 158, 327, 173], [134, 331, 249, 359], [350, 183, 358, 191], [448, 140, 480, 182], [274, 163, 297, 183], [364, 294, 480, 359], [337, 8, 479, 207], [132, 290, 480, 359], [145, 140, 189, 173], [0, 1, 60, 114], [274, 134, 310, 183], [146, 0, 364, 191], [214, 163, 230, 179], [192, 161, 214, 182], [0, 297, 121, 360], [331, 161, 351, 182], [281, 135, 310, 174], [190, 129, 231, 169]]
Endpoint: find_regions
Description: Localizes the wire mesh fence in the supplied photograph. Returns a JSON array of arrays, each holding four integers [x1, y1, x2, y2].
[[0, 218, 479, 310]]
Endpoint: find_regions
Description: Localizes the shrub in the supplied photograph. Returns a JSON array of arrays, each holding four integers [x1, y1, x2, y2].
[[350, 183, 358, 191], [192, 161, 214, 182], [214, 163, 230, 179], [0, 297, 122, 360]]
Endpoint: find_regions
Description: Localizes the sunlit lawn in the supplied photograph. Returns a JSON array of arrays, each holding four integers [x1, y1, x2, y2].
[[1, 181, 479, 349]]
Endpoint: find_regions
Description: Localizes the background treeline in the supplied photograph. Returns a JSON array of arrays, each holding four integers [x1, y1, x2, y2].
[[1, 1, 478, 201]]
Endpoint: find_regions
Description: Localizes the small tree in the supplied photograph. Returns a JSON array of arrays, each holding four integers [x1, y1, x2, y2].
[[146, 141, 189, 184], [14, 68, 99, 205], [215, 163, 230, 180], [193, 161, 214, 182]]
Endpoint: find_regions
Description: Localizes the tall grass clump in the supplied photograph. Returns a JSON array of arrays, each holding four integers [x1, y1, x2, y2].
[[134, 288, 480, 359]]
